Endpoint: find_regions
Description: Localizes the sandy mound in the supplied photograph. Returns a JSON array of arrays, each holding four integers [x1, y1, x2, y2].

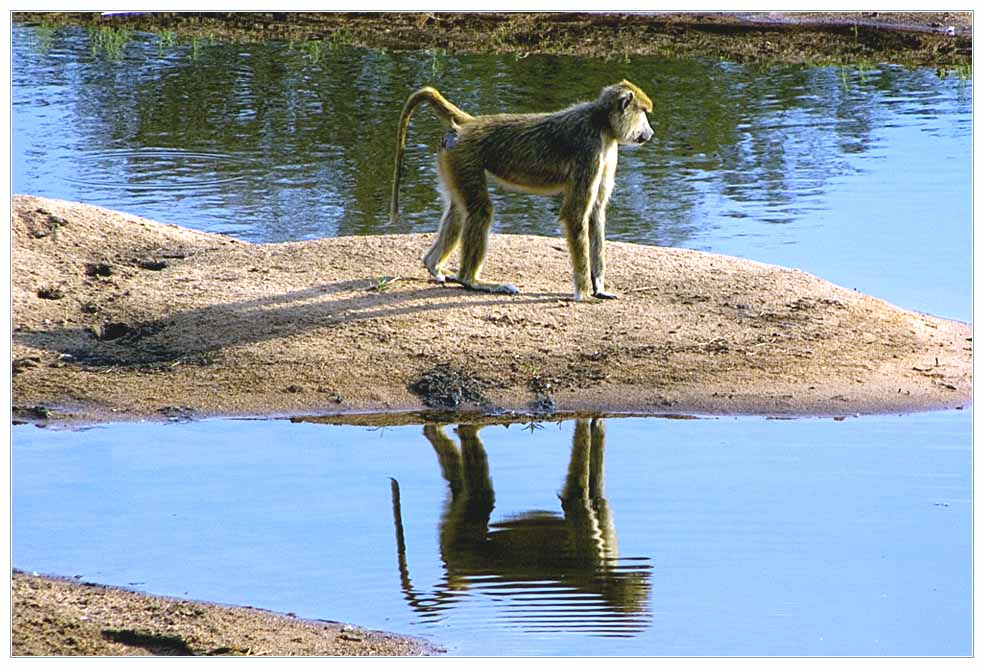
[[11, 194, 971, 423]]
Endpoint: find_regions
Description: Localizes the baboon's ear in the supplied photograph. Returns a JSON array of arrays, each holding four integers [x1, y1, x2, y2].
[[619, 90, 634, 112]]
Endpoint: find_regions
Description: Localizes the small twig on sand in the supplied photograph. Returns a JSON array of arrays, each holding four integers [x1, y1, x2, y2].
[[366, 276, 403, 292]]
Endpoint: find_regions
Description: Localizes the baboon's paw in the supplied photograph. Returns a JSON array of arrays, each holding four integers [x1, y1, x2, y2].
[[455, 278, 519, 295], [492, 283, 519, 295], [474, 282, 519, 296], [593, 290, 619, 300], [425, 266, 447, 283]]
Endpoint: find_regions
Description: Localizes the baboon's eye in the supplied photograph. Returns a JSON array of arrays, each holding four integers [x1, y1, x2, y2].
[[620, 91, 634, 112]]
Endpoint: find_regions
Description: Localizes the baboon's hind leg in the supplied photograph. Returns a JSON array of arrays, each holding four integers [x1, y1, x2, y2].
[[423, 158, 464, 284], [450, 174, 518, 295], [423, 200, 462, 283]]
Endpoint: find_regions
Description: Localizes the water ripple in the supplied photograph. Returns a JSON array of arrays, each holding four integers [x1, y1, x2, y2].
[[61, 148, 260, 191]]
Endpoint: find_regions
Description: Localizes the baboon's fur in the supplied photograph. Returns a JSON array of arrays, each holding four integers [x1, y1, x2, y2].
[[390, 81, 654, 300]]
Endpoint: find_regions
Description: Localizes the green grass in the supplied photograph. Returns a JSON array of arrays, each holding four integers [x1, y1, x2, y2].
[[304, 40, 323, 64], [427, 48, 448, 77], [30, 22, 57, 52], [86, 26, 132, 59], [366, 276, 401, 292], [326, 28, 352, 51], [154, 30, 177, 56]]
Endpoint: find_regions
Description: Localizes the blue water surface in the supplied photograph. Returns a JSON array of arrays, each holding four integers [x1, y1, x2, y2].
[[12, 413, 971, 656]]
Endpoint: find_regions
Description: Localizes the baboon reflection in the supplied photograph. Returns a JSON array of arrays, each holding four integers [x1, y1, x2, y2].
[[391, 418, 651, 634]]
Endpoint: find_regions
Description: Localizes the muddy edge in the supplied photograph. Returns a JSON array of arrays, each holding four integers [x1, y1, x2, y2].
[[12, 571, 439, 656]]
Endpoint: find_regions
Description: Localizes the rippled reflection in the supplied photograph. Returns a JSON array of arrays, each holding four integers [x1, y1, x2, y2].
[[63, 148, 260, 190], [391, 418, 652, 636], [12, 22, 970, 246]]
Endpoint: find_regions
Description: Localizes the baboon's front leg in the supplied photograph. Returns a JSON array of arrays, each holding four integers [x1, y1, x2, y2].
[[561, 166, 601, 301], [588, 205, 616, 299], [560, 419, 614, 566], [587, 417, 617, 562], [589, 149, 618, 299]]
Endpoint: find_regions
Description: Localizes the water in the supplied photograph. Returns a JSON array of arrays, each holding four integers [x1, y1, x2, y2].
[[11, 23, 971, 320], [12, 413, 971, 656], [10, 21, 973, 656]]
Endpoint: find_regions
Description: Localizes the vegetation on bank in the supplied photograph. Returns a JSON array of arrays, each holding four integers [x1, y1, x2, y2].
[[14, 11, 972, 70]]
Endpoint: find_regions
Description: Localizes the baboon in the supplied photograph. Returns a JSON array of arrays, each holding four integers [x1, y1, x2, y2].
[[389, 81, 654, 301], [389, 419, 652, 631]]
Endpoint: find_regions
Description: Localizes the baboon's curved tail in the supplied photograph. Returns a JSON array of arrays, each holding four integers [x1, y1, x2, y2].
[[390, 87, 473, 226]]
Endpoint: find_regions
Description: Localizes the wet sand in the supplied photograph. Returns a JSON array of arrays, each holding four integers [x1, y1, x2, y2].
[[12, 571, 437, 656]]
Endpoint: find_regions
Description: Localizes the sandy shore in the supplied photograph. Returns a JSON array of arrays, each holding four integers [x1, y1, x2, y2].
[[12, 572, 437, 656], [11, 194, 971, 425]]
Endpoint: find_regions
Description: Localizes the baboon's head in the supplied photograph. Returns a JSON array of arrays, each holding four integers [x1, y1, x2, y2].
[[602, 80, 654, 146]]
